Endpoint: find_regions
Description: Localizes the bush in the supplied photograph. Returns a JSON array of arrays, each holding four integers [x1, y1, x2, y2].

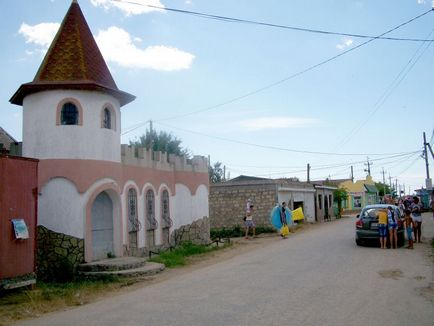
[[211, 225, 276, 239]]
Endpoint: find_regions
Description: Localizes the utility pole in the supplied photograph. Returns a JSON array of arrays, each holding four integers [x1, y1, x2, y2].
[[395, 178, 398, 197], [423, 132, 433, 190], [351, 166, 354, 183], [381, 168, 386, 196], [307, 163, 310, 183], [364, 157, 372, 176], [149, 120, 154, 159]]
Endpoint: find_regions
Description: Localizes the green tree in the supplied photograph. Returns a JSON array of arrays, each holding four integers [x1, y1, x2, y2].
[[375, 182, 392, 197], [130, 129, 190, 158], [209, 162, 224, 183], [333, 187, 348, 218]]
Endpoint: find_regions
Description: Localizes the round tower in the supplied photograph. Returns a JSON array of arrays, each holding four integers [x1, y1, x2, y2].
[[10, 0, 135, 162]]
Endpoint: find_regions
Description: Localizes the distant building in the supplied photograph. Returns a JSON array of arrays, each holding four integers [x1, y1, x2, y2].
[[209, 175, 317, 230], [339, 175, 379, 212], [0, 126, 20, 154]]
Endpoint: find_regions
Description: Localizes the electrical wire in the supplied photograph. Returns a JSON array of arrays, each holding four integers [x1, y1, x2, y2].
[[336, 29, 434, 148], [123, 9, 433, 125], [114, 0, 433, 42], [226, 151, 419, 174], [154, 120, 420, 157], [223, 150, 421, 181], [395, 154, 421, 176]]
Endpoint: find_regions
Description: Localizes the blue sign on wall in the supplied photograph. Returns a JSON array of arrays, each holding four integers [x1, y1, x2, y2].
[[11, 219, 29, 239]]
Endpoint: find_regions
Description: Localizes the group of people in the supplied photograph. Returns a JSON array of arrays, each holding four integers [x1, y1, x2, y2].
[[377, 196, 423, 250], [243, 199, 291, 240]]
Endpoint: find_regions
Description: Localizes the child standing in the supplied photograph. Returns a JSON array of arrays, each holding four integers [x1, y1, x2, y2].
[[280, 202, 289, 239], [377, 208, 388, 249], [244, 204, 255, 239], [403, 209, 415, 249], [387, 206, 398, 249]]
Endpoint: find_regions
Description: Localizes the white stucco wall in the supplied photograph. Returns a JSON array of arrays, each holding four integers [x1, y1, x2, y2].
[[278, 189, 316, 223], [38, 177, 84, 238], [22, 90, 121, 162], [172, 184, 193, 229], [193, 184, 209, 219]]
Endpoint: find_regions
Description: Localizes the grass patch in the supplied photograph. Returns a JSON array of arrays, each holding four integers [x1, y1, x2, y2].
[[149, 241, 225, 268], [0, 277, 125, 325]]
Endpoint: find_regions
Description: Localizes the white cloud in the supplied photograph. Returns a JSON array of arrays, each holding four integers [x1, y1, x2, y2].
[[90, 0, 165, 16], [185, 0, 193, 4], [95, 26, 195, 71], [18, 22, 60, 48], [417, 0, 426, 4], [239, 117, 319, 131], [336, 38, 353, 50]]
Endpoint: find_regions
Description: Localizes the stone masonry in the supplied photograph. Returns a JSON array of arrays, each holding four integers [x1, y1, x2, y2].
[[171, 216, 211, 246], [210, 181, 277, 229], [37, 225, 84, 281]]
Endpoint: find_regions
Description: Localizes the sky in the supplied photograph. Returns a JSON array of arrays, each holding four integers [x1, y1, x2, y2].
[[1, 0, 434, 194]]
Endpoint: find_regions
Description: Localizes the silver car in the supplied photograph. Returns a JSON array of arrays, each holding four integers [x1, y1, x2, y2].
[[355, 204, 405, 247]]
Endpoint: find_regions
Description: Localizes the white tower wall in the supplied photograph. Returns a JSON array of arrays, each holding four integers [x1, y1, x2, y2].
[[22, 90, 121, 162]]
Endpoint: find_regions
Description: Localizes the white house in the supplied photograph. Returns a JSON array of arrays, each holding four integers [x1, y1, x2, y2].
[[9, 0, 209, 267]]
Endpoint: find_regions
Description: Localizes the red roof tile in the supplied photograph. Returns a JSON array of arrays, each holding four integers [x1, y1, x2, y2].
[[10, 0, 135, 106]]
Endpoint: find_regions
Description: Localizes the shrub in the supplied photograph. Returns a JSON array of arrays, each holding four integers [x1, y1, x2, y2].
[[211, 225, 276, 239]]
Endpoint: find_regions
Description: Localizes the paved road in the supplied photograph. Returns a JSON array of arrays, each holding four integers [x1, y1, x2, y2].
[[16, 214, 434, 326]]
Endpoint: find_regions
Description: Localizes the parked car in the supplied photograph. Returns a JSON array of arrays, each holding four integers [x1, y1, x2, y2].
[[355, 204, 405, 247]]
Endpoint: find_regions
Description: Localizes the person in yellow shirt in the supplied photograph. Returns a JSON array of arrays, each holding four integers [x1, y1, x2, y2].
[[377, 209, 388, 249]]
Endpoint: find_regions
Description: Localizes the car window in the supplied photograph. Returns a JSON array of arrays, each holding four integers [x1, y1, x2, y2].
[[360, 208, 379, 219]]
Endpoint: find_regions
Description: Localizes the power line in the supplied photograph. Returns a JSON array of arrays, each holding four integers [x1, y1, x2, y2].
[[154, 120, 420, 157], [336, 29, 434, 148], [396, 154, 421, 176], [114, 0, 434, 42], [226, 151, 418, 172], [147, 9, 432, 123]]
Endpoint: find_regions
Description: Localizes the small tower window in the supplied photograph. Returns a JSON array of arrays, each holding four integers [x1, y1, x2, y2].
[[103, 108, 111, 129], [61, 102, 78, 125]]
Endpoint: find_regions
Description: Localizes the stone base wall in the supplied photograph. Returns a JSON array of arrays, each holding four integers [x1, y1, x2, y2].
[[210, 183, 276, 229], [37, 226, 84, 281], [171, 216, 210, 246]]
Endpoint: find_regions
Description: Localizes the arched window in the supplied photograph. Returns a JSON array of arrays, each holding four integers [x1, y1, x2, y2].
[[161, 190, 171, 228], [103, 108, 111, 129], [61, 102, 78, 125], [146, 190, 157, 229], [128, 188, 139, 232]]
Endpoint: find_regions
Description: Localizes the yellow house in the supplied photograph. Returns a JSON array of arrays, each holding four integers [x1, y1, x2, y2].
[[339, 176, 379, 212]]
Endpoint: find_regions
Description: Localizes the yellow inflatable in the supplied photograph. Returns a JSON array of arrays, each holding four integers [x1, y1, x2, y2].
[[292, 207, 305, 221]]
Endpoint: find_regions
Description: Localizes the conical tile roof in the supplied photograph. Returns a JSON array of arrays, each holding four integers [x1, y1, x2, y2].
[[10, 0, 135, 106]]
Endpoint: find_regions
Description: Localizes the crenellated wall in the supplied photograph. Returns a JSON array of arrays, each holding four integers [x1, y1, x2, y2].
[[121, 145, 208, 173]]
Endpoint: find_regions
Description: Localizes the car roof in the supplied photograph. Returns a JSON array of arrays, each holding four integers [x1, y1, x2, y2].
[[362, 204, 399, 209]]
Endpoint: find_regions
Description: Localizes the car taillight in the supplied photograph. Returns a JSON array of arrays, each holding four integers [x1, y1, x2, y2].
[[356, 219, 363, 229]]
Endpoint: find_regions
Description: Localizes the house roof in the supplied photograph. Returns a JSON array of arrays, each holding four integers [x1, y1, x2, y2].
[[0, 126, 17, 150], [364, 184, 378, 193], [227, 175, 271, 183], [10, 0, 135, 107]]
